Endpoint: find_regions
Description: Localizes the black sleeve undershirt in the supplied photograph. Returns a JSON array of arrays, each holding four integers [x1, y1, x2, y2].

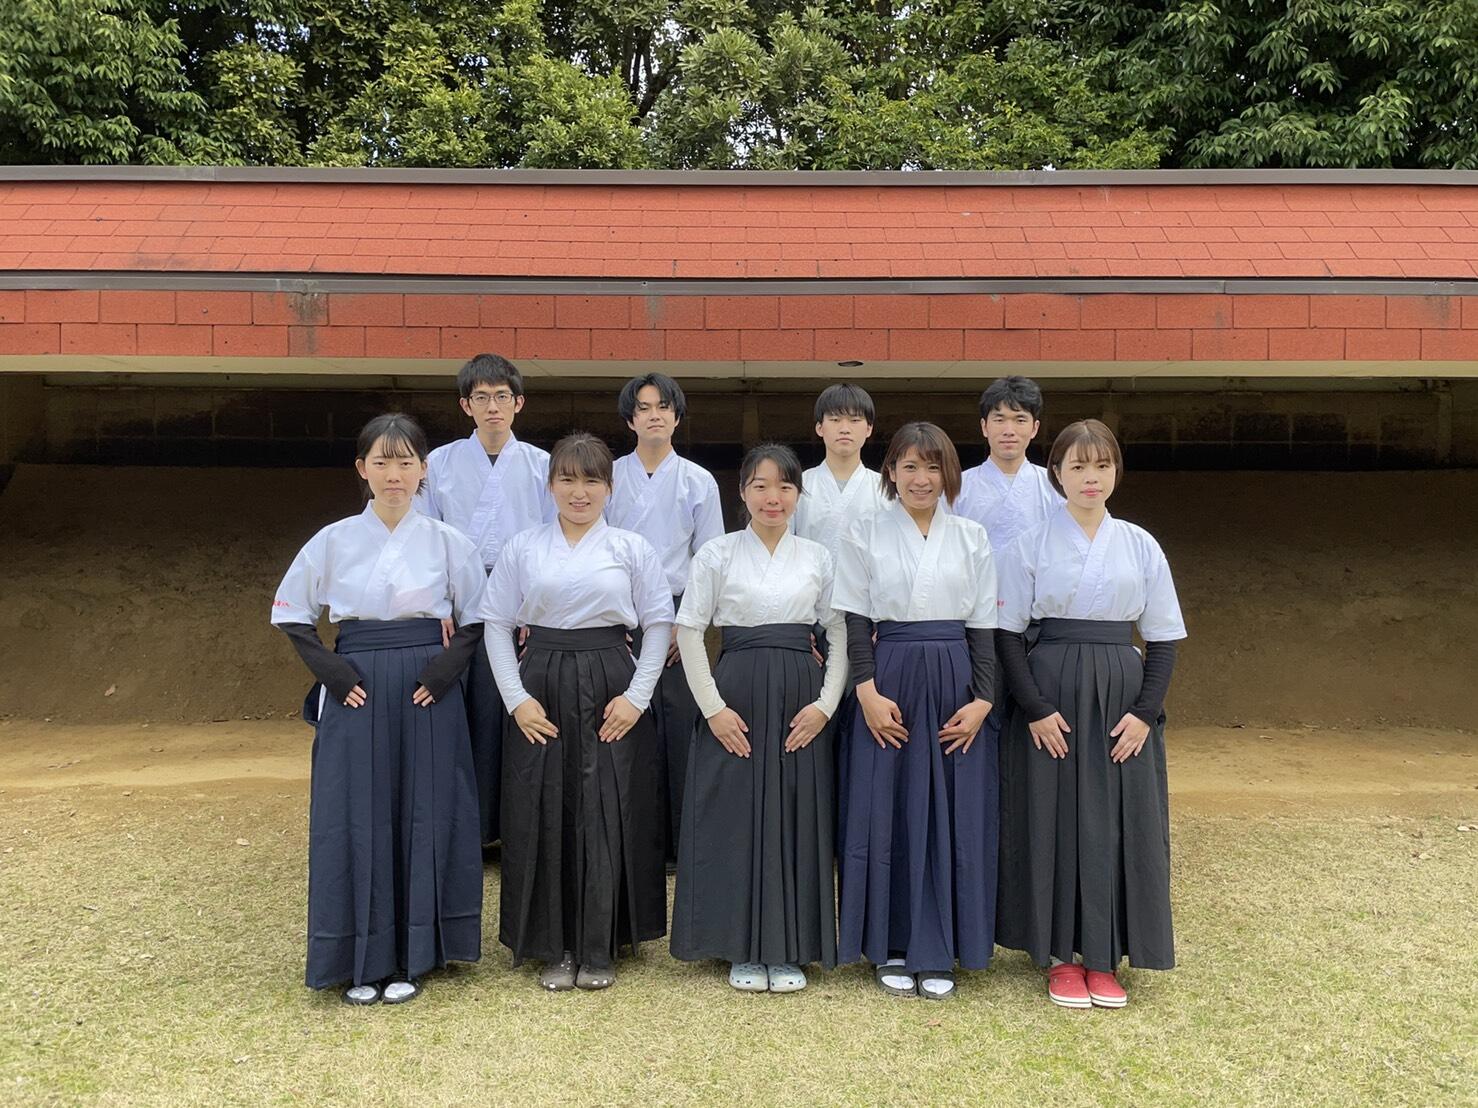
[[994, 630, 1180, 725], [416, 623, 485, 700], [965, 627, 996, 705], [278, 623, 361, 703], [844, 613, 876, 688]]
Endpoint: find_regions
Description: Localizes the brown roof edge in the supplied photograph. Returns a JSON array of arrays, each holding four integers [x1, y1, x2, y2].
[[4, 166, 1478, 187]]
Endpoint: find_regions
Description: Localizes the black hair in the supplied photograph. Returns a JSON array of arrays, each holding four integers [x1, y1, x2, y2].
[[740, 442, 805, 495], [549, 431, 614, 487], [978, 375, 1044, 420], [457, 353, 524, 399], [618, 372, 687, 424], [355, 413, 429, 500], [814, 382, 876, 425]]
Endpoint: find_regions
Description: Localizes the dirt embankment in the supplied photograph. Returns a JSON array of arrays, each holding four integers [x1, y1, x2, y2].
[[0, 464, 1474, 729]]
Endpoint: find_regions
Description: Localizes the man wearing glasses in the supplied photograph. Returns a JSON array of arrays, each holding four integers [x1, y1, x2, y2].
[[420, 352, 556, 849]]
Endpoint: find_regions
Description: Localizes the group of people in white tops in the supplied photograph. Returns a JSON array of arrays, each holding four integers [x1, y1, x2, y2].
[[272, 353, 1186, 1013]]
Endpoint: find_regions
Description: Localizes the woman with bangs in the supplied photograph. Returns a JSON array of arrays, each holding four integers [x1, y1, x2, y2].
[[995, 419, 1186, 1010], [476, 432, 674, 992], [271, 413, 487, 1006], [670, 443, 849, 994], [833, 421, 1000, 1001]]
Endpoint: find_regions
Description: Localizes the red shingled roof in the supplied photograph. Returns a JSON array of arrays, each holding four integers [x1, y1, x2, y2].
[[3, 179, 1477, 280]]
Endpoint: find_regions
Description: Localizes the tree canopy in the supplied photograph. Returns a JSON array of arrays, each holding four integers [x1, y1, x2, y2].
[[3, 0, 1476, 168]]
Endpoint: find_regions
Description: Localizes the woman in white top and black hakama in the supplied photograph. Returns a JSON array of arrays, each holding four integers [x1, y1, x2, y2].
[[834, 422, 999, 1001], [477, 433, 674, 992], [994, 419, 1187, 1011], [670, 444, 849, 993], [271, 414, 488, 1006]]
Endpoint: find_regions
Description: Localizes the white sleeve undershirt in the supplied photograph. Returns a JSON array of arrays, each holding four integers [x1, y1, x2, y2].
[[677, 614, 849, 722]]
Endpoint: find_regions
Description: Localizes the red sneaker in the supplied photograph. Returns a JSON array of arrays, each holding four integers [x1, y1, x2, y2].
[[1085, 970, 1127, 1008], [1047, 963, 1090, 1009]]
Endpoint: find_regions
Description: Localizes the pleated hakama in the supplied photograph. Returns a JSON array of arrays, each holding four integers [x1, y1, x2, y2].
[[671, 624, 836, 969], [304, 618, 483, 989], [499, 625, 666, 970], [633, 599, 701, 860], [464, 647, 504, 846], [838, 620, 998, 974], [995, 618, 1174, 973]]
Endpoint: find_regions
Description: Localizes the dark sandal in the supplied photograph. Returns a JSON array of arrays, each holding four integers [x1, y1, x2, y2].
[[341, 982, 382, 1006], [576, 965, 615, 990], [917, 970, 956, 1000], [540, 953, 578, 992], [381, 978, 420, 1004], [874, 963, 917, 998]]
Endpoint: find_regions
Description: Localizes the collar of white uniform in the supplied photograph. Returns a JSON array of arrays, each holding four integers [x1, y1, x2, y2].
[[742, 522, 793, 558]]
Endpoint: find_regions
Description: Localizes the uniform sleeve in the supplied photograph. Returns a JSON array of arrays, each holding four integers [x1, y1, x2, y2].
[[479, 539, 531, 711], [415, 454, 444, 521], [1137, 539, 1188, 642], [676, 625, 725, 718], [446, 536, 488, 625], [831, 518, 872, 617], [270, 535, 325, 626], [995, 532, 1036, 633], [965, 527, 999, 630], [535, 452, 557, 524], [675, 540, 719, 631], [631, 536, 678, 631], [691, 473, 725, 554]]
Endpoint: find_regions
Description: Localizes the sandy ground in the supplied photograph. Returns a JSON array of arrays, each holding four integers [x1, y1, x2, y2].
[[1, 718, 1472, 814], [1, 464, 1475, 730]]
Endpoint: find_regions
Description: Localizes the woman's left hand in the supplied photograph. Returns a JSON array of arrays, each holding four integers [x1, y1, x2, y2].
[[599, 695, 642, 742], [1109, 713, 1151, 762], [412, 685, 436, 708], [784, 705, 829, 753], [938, 698, 992, 755]]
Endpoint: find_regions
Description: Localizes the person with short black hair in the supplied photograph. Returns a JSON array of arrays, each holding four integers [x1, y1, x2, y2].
[[792, 383, 886, 558], [419, 353, 555, 849], [606, 372, 724, 864], [834, 421, 1000, 1001], [477, 432, 674, 992], [271, 414, 486, 1006], [995, 419, 1186, 1010], [670, 443, 849, 993], [954, 376, 1061, 548]]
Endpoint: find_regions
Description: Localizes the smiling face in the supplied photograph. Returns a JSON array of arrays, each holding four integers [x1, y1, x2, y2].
[[355, 436, 427, 507], [982, 402, 1039, 464], [742, 457, 800, 531], [629, 384, 678, 449], [887, 447, 945, 513], [815, 410, 872, 461], [459, 380, 524, 437], [1054, 444, 1118, 510], [551, 470, 609, 528]]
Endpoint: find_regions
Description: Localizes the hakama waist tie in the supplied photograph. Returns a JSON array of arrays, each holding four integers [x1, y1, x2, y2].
[[335, 617, 445, 651], [875, 619, 966, 644], [524, 624, 629, 651], [719, 623, 814, 653], [1034, 618, 1134, 647]]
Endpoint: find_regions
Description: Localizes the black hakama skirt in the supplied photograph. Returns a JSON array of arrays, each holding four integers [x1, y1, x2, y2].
[[671, 624, 837, 969], [303, 618, 483, 990], [995, 618, 1174, 972], [499, 625, 666, 970], [633, 600, 700, 860], [465, 646, 503, 846], [837, 621, 998, 974]]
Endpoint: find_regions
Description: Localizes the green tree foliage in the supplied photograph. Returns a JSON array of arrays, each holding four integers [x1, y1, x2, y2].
[[5, 0, 1478, 168]]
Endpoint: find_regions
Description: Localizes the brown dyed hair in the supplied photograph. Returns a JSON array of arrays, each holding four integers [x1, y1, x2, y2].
[[548, 431, 614, 487], [1047, 419, 1123, 494], [880, 421, 963, 505]]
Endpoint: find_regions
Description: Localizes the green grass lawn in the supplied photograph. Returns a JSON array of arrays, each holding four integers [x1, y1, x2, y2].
[[1, 739, 1474, 1107]]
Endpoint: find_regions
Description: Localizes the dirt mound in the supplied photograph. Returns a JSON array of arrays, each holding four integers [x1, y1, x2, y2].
[[0, 464, 1474, 729]]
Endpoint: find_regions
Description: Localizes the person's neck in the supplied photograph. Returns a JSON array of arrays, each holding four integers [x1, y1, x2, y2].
[[635, 439, 673, 473], [903, 500, 936, 534], [751, 520, 787, 553], [372, 497, 412, 531], [1066, 500, 1107, 537], [558, 514, 598, 544], [990, 451, 1027, 477], [825, 452, 863, 481], [476, 425, 512, 454]]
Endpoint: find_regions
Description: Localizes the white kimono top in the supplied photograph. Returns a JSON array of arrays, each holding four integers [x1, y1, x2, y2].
[[833, 500, 998, 628], [476, 519, 674, 713], [952, 457, 1063, 564], [675, 527, 850, 718], [998, 507, 1187, 642], [418, 432, 555, 571], [271, 503, 485, 625], [605, 450, 724, 596], [790, 461, 889, 562]]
